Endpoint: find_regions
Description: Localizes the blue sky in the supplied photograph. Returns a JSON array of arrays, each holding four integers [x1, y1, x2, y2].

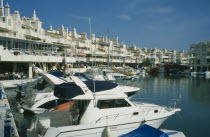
[[5, 0, 210, 50]]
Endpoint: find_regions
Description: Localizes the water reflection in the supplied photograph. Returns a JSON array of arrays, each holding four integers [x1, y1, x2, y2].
[[130, 74, 210, 137], [189, 78, 210, 104]]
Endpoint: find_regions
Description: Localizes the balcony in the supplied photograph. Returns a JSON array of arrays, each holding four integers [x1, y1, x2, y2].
[[123, 59, 136, 63], [0, 21, 12, 32], [88, 58, 107, 62], [161, 56, 169, 59], [76, 57, 86, 62], [76, 41, 86, 48], [111, 59, 122, 63], [189, 56, 195, 59], [25, 29, 42, 40], [83, 50, 91, 54], [94, 51, 107, 56]]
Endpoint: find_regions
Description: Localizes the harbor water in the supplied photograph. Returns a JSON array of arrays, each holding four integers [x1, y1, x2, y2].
[[5, 74, 210, 137]]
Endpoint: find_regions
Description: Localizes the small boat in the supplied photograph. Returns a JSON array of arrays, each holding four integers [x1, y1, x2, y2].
[[138, 69, 147, 76], [122, 69, 135, 75], [111, 67, 124, 71], [191, 71, 210, 78]]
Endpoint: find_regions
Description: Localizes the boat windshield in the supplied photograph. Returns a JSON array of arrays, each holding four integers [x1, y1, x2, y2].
[[97, 99, 131, 109]]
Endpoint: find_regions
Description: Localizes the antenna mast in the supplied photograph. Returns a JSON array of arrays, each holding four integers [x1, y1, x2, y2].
[[88, 17, 93, 67], [107, 28, 110, 68], [89, 17, 96, 106]]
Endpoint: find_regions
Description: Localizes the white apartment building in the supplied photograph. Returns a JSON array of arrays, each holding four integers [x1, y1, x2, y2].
[[128, 45, 189, 66], [189, 41, 210, 71], [0, 0, 189, 77]]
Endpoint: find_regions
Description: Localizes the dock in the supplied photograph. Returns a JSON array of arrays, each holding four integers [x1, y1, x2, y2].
[[0, 79, 36, 89], [0, 83, 19, 137]]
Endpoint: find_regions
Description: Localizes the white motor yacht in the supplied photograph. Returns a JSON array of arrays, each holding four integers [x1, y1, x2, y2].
[[27, 81, 181, 137]]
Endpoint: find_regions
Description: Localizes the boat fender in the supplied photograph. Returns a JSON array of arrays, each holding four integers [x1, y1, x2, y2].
[[19, 108, 24, 114], [105, 126, 110, 137]]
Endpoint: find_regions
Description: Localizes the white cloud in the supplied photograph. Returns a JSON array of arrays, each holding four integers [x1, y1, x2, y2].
[[126, 0, 149, 9], [72, 15, 91, 20], [117, 14, 131, 21], [143, 7, 174, 15]]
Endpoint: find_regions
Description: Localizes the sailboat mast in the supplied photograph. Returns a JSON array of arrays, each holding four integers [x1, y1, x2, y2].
[[107, 28, 110, 68], [88, 17, 93, 67], [89, 17, 96, 107]]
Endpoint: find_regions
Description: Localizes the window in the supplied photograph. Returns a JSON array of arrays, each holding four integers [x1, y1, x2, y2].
[[97, 99, 131, 109], [2, 40, 6, 47], [14, 42, 19, 49], [207, 59, 210, 64], [202, 45, 206, 51], [191, 53, 195, 57], [190, 47, 195, 51]]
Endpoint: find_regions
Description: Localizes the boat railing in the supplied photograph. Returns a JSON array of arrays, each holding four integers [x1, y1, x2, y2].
[[95, 112, 136, 123], [94, 105, 171, 124], [131, 98, 161, 104], [132, 99, 179, 116], [6, 47, 71, 57], [132, 97, 181, 109], [144, 106, 167, 116]]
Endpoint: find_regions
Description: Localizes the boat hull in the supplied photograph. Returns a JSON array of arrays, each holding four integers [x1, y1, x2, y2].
[[144, 116, 169, 128], [29, 116, 170, 137], [36, 122, 142, 137]]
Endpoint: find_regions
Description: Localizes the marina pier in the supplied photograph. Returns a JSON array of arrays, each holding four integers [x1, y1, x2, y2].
[[0, 84, 19, 137]]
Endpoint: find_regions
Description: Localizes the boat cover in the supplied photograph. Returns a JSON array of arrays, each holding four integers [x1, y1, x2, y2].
[[74, 73, 91, 81], [120, 124, 169, 137], [84, 81, 118, 92], [54, 82, 84, 99], [74, 73, 118, 92], [48, 70, 64, 78]]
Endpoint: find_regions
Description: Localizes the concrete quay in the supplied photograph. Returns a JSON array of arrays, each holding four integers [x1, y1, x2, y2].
[[0, 83, 19, 137]]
